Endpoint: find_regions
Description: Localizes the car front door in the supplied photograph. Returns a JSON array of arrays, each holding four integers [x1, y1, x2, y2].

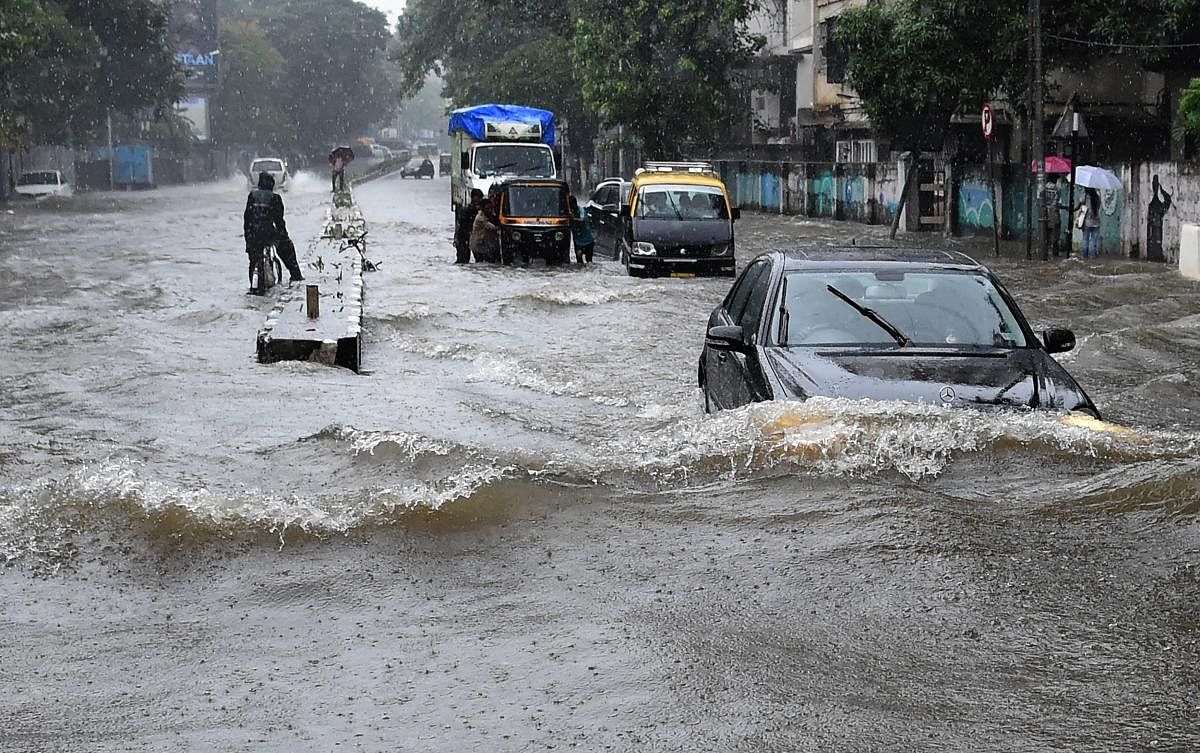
[[705, 259, 772, 410], [586, 184, 616, 256]]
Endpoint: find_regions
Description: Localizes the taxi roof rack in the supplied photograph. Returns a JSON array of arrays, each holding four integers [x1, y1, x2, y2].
[[637, 161, 718, 176]]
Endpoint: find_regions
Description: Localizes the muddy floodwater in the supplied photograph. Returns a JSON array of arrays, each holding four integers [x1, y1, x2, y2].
[[1, 173, 1198, 752]]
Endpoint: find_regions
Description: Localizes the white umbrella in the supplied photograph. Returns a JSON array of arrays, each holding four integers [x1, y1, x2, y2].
[[1069, 165, 1122, 191]]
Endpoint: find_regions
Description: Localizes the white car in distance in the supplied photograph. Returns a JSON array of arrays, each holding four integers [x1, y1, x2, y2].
[[248, 158, 289, 191], [16, 170, 73, 199]]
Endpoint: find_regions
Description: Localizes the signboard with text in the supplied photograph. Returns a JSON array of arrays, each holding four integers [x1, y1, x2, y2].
[[171, 0, 219, 88], [981, 103, 993, 140]]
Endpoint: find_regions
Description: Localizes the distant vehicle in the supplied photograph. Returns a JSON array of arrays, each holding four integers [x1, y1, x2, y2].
[[617, 161, 739, 278], [400, 157, 435, 179], [248, 158, 289, 192], [15, 170, 72, 199], [486, 178, 572, 265], [584, 177, 632, 257], [438, 153, 452, 176], [448, 104, 557, 237], [698, 248, 1098, 416]]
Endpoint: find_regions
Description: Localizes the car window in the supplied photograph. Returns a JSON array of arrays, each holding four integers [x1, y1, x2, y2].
[[772, 270, 1029, 348], [591, 185, 612, 207], [739, 265, 775, 342], [725, 260, 769, 326]]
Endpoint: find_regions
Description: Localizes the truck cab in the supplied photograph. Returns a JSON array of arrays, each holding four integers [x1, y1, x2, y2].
[[448, 105, 557, 228]]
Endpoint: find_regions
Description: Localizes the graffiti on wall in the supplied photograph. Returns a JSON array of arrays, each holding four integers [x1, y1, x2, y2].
[[1146, 175, 1173, 262], [957, 181, 994, 230]]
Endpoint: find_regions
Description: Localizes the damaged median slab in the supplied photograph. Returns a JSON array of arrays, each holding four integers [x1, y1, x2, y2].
[[256, 187, 367, 372]]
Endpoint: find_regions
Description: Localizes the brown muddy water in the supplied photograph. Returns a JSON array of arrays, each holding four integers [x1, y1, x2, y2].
[[1, 173, 1198, 752]]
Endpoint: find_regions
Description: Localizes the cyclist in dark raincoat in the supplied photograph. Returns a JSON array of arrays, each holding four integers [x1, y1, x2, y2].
[[244, 171, 304, 288]]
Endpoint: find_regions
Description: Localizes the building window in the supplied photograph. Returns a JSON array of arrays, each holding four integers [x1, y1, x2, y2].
[[822, 17, 846, 85]]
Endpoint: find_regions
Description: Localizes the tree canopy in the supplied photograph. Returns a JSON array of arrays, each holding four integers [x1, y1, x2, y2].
[[220, 0, 394, 149], [837, 0, 1200, 148], [0, 0, 182, 147], [1181, 78, 1200, 138], [390, 0, 762, 158]]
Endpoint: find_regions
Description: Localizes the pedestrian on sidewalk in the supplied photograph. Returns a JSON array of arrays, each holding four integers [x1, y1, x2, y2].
[[1077, 187, 1101, 258], [1042, 177, 1062, 257], [568, 195, 594, 264]]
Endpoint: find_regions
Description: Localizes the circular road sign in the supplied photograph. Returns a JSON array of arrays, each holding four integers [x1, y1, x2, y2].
[[981, 103, 994, 139]]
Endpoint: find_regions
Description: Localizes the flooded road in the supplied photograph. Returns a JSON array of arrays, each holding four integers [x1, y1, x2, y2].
[[2, 173, 1199, 752]]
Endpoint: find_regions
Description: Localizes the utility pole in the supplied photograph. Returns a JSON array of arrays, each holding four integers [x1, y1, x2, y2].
[[107, 109, 115, 191], [1031, 0, 1046, 260]]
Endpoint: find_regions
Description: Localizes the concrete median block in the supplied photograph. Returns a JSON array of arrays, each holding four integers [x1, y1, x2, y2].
[[1181, 223, 1200, 280]]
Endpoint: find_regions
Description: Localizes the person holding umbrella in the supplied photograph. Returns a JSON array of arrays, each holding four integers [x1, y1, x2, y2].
[[1076, 187, 1101, 258], [328, 146, 355, 193]]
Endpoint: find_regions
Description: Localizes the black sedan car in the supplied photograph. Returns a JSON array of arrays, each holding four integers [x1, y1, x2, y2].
[[699, 248, 1098, 416], [400, 157, 435, 179]]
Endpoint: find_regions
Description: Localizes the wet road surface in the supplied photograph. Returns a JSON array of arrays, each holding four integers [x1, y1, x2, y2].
[[1, 172, 1199, 752]]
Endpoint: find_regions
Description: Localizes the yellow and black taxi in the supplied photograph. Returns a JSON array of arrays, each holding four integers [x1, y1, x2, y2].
[[489, 178, 572, 265], [617, 162, 740, 278]]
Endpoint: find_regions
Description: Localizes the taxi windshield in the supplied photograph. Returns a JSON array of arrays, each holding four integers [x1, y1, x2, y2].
[[636, 185, 728, 220]]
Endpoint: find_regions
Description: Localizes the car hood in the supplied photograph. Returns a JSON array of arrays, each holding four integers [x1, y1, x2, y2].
[[631, 218, 731, 246], [761, 347, 1096, 414]]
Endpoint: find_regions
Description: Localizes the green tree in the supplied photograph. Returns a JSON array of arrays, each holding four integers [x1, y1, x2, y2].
[[390, 0, 596, 142], [211, 19, 293, 146], [1, 0, 182, 146], [54, 0, 183, 140], [226, 0, 393, 149], [1181, 78, 1200, 138], [571, 0, 762, 158], [835, 0, 1024, 150]]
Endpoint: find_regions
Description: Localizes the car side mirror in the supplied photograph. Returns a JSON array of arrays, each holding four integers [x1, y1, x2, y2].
[[707, 324, 745, 349], [460, 154, 470, 170], [620, 204, 632, 218], [731, 207, 741, 221], [1042, 328, 1075, 354]]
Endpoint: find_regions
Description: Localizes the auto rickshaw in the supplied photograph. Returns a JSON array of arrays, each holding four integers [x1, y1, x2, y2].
[[488, 178, 572, 265]]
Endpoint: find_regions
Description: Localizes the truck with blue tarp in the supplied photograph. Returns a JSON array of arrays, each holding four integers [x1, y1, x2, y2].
[[448, 104, 557, 222]]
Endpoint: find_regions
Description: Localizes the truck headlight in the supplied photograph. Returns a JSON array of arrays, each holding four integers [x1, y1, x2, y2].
[[632, 242, 657, 256], [510, 230, 521, 241], [554, 231, 565, 241]]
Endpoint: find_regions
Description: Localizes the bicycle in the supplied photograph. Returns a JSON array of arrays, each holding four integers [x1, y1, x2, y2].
[[250, 241, 283, 295]]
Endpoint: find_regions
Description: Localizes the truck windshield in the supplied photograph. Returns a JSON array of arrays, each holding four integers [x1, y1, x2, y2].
[[636, 185, 728, 220], [506, 186, 566, 218], [475, 145, 553, 178]]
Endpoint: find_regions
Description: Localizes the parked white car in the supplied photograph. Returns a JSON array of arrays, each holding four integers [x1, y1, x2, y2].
[[15, 170, 73, 199], [248, 158, 289, 191]]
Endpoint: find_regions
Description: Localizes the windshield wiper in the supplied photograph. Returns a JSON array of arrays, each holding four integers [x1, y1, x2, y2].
[[663, 191, 684, 220], [778, 275, 790, 346], [825, 284, 910, 347], [489, 162, 518, 174]]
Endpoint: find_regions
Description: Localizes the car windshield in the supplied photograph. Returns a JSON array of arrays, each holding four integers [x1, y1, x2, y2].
[[474, 145, 553, 177], [636, 185, 727, 220], [772, 269, 1028, 348], [251, 160, 282, 173], [506, 186, 567, 218], [18, 172, 59, 186]]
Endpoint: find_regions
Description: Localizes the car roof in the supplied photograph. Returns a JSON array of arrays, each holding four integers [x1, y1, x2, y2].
[[632, 172, 726, 190], [768, 247, 984, 271]]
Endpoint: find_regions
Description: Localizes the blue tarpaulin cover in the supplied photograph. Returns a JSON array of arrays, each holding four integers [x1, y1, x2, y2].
[[447, 104, 556, 146]]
